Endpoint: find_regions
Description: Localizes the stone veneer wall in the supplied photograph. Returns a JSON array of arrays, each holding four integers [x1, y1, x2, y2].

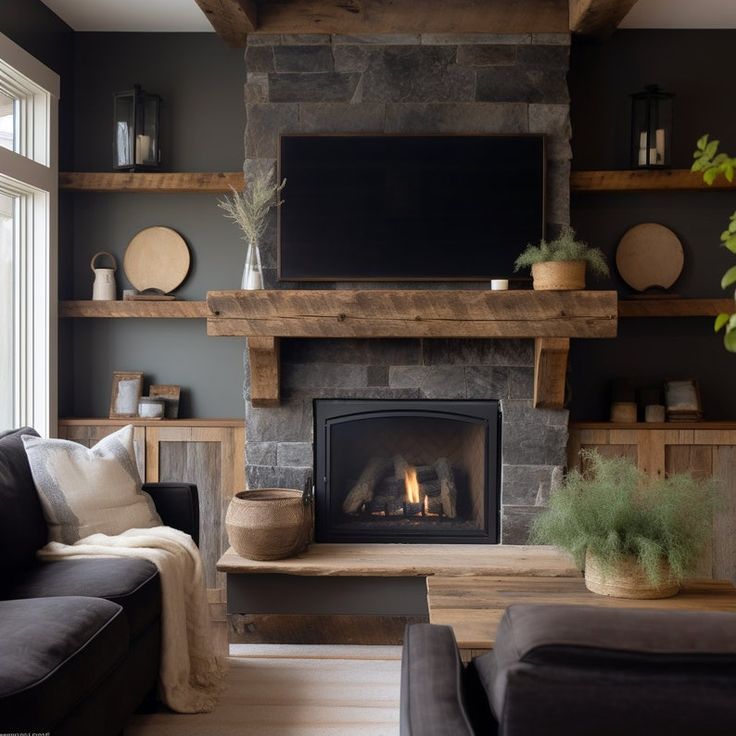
[[243, 32, 572, 543]]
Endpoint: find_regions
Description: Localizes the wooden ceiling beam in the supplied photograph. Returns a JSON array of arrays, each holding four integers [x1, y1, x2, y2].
[[199, 0, 569, 45], [195, 0, 258, 46], [569, 0, 640, 36]]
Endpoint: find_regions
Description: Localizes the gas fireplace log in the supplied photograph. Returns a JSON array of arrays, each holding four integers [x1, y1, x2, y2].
[[377, 476, 442, 498], [342, 457, 392, 514], [435, 457, 457, 519], [393, 454, 411, 479]]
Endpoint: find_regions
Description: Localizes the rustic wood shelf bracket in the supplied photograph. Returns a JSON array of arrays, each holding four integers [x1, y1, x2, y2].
[[248, 335, 280, 407], [533, 337, 570, 410]]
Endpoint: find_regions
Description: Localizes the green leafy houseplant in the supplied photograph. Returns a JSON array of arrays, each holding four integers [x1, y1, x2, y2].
[[514, 225, 609, 277], [692, 134, 736, 351], [530, 451, 714, 588]]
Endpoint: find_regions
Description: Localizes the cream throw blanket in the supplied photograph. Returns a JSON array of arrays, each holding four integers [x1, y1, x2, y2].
[[38, 526, 227, 713]]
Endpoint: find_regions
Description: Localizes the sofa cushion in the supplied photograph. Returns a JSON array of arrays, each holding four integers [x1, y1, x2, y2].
[[474, 604, 736, 730], [0, 596, 127, 732], [0, 427, 47, 579], [22, 425, 161, 544], [3, 558, 161, 641]]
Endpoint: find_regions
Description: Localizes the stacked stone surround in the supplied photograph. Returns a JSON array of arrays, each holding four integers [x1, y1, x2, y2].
[[243, 32, 572, 543]]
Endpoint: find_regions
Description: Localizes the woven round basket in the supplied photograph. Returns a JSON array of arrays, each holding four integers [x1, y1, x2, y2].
[[584, 550, 680, 600], [532, 260, 586, 290], [226, 489, 312, 561]]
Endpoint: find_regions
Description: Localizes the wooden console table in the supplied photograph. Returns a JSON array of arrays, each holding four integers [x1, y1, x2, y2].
[[428, 576, 736, 658]]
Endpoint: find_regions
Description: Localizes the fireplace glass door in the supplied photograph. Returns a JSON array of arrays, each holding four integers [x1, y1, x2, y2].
[[314, 400, 500, 543]]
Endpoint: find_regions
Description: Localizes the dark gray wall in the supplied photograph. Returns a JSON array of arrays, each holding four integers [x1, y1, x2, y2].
[[569, 30, 736, 420], [65, 33, 247, 418]]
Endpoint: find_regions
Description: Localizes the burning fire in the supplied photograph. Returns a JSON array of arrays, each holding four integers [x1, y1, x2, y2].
[[404, 467, 420, 504]]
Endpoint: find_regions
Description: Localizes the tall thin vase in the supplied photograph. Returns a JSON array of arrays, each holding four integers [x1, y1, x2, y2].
[[241, 240, 264, 290]]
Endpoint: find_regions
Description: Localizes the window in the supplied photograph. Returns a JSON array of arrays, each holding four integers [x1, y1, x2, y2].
[[0, 32, 59, 436]]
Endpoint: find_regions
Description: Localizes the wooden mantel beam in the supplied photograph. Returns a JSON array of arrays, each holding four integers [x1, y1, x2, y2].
[[209, 290, 617, 408], [195, 0, 258, 46], [569, 0, 640, 36]]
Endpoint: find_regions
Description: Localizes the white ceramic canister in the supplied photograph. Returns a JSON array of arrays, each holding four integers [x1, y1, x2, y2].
[[90, 251, 118, 301], [138, 397, 165, 419]]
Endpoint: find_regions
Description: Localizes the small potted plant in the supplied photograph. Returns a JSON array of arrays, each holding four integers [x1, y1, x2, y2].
[[530, 451, 715, 599], [514, 225, 609, 290]]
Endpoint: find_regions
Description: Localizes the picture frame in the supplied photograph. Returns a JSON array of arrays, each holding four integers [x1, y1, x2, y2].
[[664, 379, 703, 421], [150, 384, 181, 419], [109, 371, 144, 418]]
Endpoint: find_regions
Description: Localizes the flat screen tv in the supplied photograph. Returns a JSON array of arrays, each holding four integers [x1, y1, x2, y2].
[[278, 135, 545, 281]]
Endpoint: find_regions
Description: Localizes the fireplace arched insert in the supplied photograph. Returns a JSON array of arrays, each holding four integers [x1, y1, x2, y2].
[[314, 399, 500, 544]]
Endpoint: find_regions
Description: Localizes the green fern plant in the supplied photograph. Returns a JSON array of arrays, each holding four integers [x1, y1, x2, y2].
[[692, 134, 736, 352], [513, 225, 609, 278], [530, 451, 715, 585]]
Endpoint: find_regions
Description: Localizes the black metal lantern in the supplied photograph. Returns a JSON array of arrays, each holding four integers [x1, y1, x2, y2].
[[630, 84, 673, 169], [113, 84, 161, 171]]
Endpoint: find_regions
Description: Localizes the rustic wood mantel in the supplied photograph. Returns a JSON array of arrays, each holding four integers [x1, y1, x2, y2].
[[207, 289, 618, 408]]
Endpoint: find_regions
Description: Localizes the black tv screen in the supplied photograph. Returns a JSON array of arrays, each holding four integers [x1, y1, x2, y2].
[[278, 135, 545, 281]]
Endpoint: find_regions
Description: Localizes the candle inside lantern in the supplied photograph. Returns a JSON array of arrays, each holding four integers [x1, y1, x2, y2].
[[135, 134, 152, 165]]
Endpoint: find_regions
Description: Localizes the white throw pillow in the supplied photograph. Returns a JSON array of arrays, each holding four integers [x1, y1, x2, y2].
[[22, 425, 161, 544]]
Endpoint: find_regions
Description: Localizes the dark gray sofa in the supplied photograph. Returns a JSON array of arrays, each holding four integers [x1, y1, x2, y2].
[[0, 427, 200, 736], [401, 604, 736, 736]]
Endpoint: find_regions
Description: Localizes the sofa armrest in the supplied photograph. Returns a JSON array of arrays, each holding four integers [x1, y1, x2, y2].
[[143, 483, 200, 545], [401, 624, 479, 736]]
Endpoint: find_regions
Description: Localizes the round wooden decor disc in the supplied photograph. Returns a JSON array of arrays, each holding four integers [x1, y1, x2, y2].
[[123, 226, 191, 293], [615, 223, 684, 292]]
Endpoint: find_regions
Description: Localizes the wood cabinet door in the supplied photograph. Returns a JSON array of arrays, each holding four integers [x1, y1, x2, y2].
[[569, 426, 736, 583], [144, 425, 245, 589]]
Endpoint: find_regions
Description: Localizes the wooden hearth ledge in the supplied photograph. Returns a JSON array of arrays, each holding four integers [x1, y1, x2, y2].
[[207, 290, 618, 409]]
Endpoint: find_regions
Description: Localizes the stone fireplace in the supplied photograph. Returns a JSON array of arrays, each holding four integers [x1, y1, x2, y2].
[[242, 31, 572, 543]]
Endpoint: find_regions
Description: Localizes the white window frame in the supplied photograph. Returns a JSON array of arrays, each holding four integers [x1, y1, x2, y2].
[[0, 32, 59, 437]]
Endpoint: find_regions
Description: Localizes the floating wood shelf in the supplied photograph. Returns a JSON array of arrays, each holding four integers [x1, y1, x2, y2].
[[59, 171, 244, 193], [207, 289, 618, 409], [571, 169, 735, 192], [60, 301, 210, 318], [618, 298, 733, 318]]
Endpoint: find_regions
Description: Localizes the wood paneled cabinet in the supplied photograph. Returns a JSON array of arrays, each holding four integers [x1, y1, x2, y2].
[[57, 419, 245, 591], [569, 423, 736, 583]]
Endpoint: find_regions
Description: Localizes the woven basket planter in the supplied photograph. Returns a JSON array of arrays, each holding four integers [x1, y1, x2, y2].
[[226, 489, 312, 561], [584, 549, 680, 599], [531, 260, 586, 290]]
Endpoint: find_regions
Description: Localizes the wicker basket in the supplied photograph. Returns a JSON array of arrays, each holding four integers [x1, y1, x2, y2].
[[584, 550, 680, 599], [226, 488, 312, 561], [531, 260, 586, 290]]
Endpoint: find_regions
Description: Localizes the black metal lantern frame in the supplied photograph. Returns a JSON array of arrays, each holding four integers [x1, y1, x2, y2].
[[113, 84, 161, 171], [630, 84, 674, 169]]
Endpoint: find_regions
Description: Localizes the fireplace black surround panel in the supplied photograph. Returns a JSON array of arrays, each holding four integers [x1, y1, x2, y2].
[[314, 399, 501, 544]]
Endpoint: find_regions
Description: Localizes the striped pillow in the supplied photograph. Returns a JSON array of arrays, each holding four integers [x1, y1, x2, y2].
[[22, 425, 161, 544]]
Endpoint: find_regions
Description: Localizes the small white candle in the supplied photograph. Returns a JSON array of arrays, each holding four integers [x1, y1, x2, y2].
[[655, 128, 666, 163], [491, 279, 509, 291], [135, 134, 152, 165]]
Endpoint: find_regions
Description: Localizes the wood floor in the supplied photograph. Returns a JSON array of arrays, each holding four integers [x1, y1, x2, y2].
[[126, 645, 402, 736]]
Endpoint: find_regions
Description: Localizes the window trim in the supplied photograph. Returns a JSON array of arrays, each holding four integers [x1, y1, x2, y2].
[[0, 32, 59, 437]]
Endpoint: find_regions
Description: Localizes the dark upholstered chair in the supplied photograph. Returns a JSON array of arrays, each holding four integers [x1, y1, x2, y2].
[[401, 604, 736, 736], [0, 427, 200, 736]]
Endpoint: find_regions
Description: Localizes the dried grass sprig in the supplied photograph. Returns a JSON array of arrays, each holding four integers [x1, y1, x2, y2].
[[218, 170, 285, 245]]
